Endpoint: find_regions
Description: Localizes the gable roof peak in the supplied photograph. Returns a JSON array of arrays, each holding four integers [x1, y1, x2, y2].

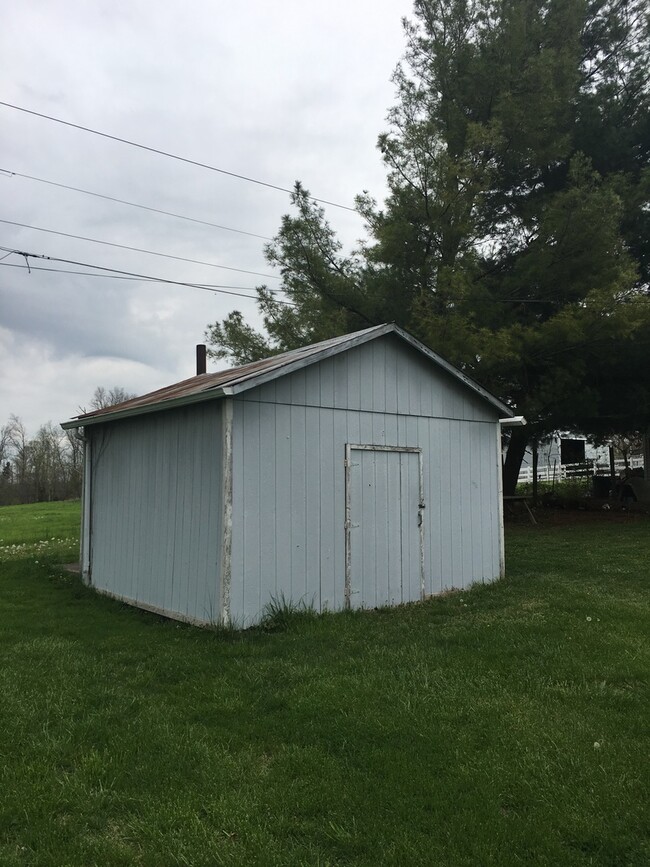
[[62, 323, 512, 428]]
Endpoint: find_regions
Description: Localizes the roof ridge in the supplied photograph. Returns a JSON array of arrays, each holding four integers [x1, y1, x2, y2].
[[61, 323, 512, 429], [68, 325, 391, 424]]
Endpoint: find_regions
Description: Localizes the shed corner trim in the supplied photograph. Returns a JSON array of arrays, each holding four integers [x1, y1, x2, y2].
[[219, 398, 234, 626]]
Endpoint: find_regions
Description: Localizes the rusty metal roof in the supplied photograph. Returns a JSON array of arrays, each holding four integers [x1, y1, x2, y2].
[[61, 323, 512, 428]]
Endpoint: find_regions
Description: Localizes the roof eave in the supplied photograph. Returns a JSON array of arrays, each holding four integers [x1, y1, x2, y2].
[[61, 386, 228, 430]]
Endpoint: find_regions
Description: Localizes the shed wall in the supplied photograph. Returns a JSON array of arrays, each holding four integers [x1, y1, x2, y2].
[[89, 402, 223, 624], [230, 337, 501, 626], [239, 334, 496, 422]]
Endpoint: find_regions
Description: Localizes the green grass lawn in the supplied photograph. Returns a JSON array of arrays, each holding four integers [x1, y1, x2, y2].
[[0, 499, 80, 548], [0, 502, 648, 866]]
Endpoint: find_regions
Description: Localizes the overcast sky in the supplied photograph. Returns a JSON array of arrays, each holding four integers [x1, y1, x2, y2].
[[1, 0, 414, 433]]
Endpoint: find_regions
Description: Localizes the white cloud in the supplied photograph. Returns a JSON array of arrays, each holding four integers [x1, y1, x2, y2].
[[0, 0, 413, 434]]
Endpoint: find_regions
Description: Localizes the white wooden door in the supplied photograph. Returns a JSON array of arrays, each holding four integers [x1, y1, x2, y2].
[[345, 445, 424, 609]]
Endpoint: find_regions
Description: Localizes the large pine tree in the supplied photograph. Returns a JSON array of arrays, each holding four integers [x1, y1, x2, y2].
[[206, 0, 650, 492]]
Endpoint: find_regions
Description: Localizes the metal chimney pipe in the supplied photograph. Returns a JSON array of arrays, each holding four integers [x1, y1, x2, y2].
[[196, 344, 207, 375]]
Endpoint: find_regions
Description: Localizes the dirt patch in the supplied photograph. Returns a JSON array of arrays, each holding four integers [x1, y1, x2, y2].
[[506, 503, 650, 527]]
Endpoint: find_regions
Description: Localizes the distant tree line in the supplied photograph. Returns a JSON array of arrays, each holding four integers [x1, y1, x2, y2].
[[0, 386, 134, 506], [0, 417, 82, 505]]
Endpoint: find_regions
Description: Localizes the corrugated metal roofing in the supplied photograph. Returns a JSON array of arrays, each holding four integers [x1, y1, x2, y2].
[[61, 323, 512, 428]]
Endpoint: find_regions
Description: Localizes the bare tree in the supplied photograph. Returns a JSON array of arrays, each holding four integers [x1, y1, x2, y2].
[[6, 416, 29, 484], [30, 423, 68, 502], [0, 421, 12, 465], [90, 386, 136, 411], [64, 428, 83, 484]]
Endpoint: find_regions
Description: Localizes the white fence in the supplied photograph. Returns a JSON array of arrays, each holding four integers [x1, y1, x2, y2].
[[517, 455, 645, 485]]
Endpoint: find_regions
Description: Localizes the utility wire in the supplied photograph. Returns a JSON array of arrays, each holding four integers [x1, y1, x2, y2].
[[0, 218, 280, 280], [0, 247, 297, 305], [0, 100, 357, 212], [0, 167, 273, 241], [0, 260, 259, 291]]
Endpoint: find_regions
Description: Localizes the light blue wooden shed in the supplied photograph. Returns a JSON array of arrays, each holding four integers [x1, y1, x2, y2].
[[62, 324, 513, 627]]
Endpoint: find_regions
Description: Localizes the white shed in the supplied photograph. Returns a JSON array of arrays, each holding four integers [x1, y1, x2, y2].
[[62, 324, 513, 627]]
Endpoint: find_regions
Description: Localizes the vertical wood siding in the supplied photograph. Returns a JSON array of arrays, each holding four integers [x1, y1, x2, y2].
[[89, 403, 223, 625], [230, 335, 501, 626], [241, 334, 496, 422]]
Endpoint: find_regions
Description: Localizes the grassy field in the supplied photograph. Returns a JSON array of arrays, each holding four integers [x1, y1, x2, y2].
[[0, 502, 648, 866]]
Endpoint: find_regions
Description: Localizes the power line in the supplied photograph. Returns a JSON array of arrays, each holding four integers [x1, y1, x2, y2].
[[0, 167, 273, 241], [0, 257, 266, 300], [0, 218, 280, 280], [0, 260, 258, 291], [0, 247, 297, 305], [0, 100, 357, 212]]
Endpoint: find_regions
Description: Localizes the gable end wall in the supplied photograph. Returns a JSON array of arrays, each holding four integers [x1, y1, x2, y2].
[[239, 334, 496, 422], [230, 336, 502, 626]]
